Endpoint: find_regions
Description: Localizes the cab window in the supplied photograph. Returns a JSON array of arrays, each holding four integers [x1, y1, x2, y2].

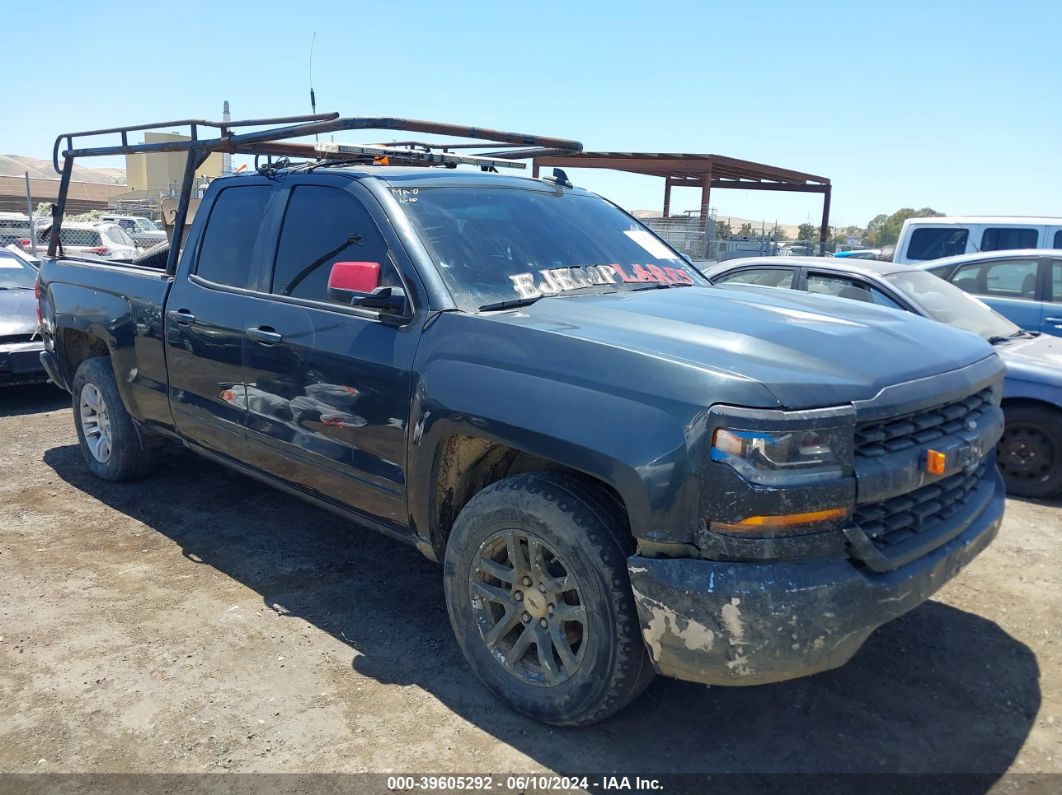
[[806, 273, 903, 308], [714, 268, 794, 288], [195, 186, 271, 289], [271, 186, 399, 305], [951, 259, 1039, 299], [1051, 260, 1062, 302]]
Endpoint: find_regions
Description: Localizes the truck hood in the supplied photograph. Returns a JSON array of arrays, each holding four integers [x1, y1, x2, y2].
[[486, 286, 997, 409], [0, 289, 39, 337]]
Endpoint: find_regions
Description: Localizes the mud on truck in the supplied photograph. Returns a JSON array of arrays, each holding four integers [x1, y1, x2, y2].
[[36, 114, 1006, 725]]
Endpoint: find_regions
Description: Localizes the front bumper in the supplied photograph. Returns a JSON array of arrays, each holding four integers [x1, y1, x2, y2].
[[0, 342, 48, 386], [628, 466, 1005, 686]]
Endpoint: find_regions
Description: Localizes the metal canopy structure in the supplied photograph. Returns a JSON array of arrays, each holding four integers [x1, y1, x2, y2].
[[531, 151, 832, 255]]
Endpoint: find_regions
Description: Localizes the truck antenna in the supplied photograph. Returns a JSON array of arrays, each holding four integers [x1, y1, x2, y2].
[[309, 32, 318, 142]]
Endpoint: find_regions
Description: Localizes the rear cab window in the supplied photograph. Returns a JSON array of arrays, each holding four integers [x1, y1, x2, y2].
[[906, 227, 969, 260], [1052, 260, 1062, 302]]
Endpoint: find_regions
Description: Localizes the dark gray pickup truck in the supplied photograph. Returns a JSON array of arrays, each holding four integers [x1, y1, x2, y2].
[[37, 116, 1007, 725]]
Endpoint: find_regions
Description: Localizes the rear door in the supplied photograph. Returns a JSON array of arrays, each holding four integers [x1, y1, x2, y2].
[[239, 178, 421, 529], [945, 256, 1045, 332], [164, 181, 276, 460]]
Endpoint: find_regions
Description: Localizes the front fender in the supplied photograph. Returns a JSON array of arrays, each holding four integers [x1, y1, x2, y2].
[[407, 358, 706, 552]]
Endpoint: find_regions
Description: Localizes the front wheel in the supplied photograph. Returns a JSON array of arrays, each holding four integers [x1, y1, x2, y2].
[[998, 404, 1062, 499], [72, 356, 159, 481], [443, 473, 654, 726]]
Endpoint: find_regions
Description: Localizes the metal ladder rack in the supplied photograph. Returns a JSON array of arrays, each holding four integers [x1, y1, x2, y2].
[[47, 113, 583, 271]]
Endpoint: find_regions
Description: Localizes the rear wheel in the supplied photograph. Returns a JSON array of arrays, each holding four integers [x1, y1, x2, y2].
[[443, 473, 654, 726], [998, 404, 1062, 499], [72, 357, 159, 481]]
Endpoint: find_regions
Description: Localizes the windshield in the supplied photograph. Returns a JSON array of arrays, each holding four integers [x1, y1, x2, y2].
[[393, 186, 707, 311], [885, 270, 1022, 340], [0, 256, 37, 289], [134, 219, 157, 232]]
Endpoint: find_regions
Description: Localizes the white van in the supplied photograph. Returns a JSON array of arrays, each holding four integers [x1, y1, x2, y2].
[[893, 216, 1062, 264]]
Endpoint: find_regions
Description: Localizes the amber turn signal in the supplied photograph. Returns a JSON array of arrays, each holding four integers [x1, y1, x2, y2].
[[711, 506, 849, 536], [925, 450, 947, 476]]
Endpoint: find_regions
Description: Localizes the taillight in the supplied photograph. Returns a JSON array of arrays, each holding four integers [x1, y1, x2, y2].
[[18, 238, 30, 250], [85, 246, 111, 256], [35, 277, 43, 327]]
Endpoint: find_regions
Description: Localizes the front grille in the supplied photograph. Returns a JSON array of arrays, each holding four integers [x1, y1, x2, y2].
[[854, 387, 994, 458], [853, 459, 990, 549], [0, 333, 37, 345]]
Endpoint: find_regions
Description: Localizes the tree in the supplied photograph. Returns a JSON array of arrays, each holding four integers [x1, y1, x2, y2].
[[738, 222, 755, 237], [771, 223, 789, 241], [714, 218, 732, 239], [865, 208, 943, 247], [796, 222, 818, 241]]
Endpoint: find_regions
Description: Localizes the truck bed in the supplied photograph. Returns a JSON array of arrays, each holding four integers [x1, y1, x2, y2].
[[38, 256, 175, 431]]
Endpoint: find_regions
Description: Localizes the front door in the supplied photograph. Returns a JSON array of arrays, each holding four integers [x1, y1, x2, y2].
[[239, 182, 419, 529]]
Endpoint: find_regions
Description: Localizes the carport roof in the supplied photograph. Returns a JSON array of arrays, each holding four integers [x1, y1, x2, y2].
[[531, 151, 831, 192]]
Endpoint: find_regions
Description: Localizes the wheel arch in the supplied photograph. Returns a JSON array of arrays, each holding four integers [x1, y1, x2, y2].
[[420, 429, 639, 563]]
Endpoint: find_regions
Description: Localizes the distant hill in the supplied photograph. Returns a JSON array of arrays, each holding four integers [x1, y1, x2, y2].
[[0, 154, 126, 185]]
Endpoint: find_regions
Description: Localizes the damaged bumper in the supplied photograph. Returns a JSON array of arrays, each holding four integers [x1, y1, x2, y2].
[[628, 467, 1005, 686]]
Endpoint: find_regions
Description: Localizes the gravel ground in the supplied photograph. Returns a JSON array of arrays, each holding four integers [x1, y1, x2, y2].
[[1, 384, 1059, 784]]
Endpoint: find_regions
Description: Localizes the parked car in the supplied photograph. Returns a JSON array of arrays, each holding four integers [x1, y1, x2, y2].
[[3, 244, 40, 269], [704, 256, 1062, 498], [39, 115, 1008, 726], [893, 216, 1062, 265], [35, 221, 138, 262], [98, 214, 167, 248], [0, 247, 47, 386], [915, 249, 1062, 338], [834, 248, 882, 260]]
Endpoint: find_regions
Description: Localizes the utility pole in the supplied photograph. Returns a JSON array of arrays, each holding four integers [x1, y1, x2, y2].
[[24, 173, 38, 256], [222, 101, 233, 176]]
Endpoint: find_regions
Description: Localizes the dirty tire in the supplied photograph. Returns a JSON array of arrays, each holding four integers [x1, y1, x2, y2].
[[443, 472, 654, 726], [999, 404, 1062, 499], [72, 356, 159, 481]]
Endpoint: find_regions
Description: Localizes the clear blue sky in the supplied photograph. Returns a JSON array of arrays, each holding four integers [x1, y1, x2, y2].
[[4, 0, 1060, 227]]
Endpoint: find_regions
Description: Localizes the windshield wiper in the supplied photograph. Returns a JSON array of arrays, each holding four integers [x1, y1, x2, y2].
[[477, 284, 619, 312], [630, 281, 692, 292], [478, 296, 544, 312]]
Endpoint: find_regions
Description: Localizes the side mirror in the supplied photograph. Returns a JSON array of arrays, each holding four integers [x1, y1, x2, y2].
[[328, 260, 380, 303], [327, 261, 406, 314]]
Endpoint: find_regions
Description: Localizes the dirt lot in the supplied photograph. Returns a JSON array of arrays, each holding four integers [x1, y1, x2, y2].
[[1, 384, 1059, 783]]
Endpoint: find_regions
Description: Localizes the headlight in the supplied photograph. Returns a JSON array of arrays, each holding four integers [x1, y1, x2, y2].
[[711, 426, 847, 485]]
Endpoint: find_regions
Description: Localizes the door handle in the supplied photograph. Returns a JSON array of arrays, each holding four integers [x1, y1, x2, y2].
[[167, 309, 196, 325], [246, 326, 283, 345], [1045, 316, 1062, 327]]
